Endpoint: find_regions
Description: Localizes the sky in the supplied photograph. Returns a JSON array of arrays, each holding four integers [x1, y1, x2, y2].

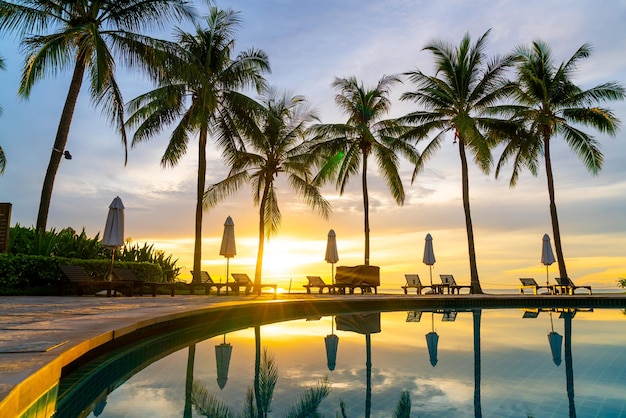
[[1, 0, 625, 290]]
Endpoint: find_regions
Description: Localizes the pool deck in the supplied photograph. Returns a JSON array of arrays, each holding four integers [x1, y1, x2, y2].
[[1, 292, 625, 416]]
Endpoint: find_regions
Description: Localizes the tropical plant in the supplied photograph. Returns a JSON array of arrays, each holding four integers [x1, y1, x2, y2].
[[618, 278, 626, 289], [399, 30, 517, 294], [126, 8, 269, 284], [393, 390, 411, 418], [204, 89, 330, 291], [191, 348, 330, 418], [311, 75, 419, 266], [496, 41, 625, 279], [0, 0, 196, 231]]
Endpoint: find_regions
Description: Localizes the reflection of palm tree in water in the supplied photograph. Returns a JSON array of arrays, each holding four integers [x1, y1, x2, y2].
[[563, 312, 576, 418], [473, 309, 482, 418]]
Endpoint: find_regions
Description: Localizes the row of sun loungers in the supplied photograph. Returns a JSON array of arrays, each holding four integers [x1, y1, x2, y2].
[[519, 277, 592, 295], [401, 274, 472, 295], [58, 266, 277, 298]]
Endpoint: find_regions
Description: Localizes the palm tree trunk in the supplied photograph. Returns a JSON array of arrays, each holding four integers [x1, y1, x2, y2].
[[362, 153, 370, 266], [544, 137, 568, 279], [192, 128, 208, 283], [36, 59, 86, 231], [458, 142, 483, 293], [254, 179, 271, 292]]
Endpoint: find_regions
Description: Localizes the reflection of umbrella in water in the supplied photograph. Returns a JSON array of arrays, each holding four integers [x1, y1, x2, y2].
[[548, 312, 563, 366], [219, 216, 236, 292], [324, 316, 339, 371], [423, 233, 436, 286], [325, 229, 339, 284], [102, 196, 124, 280], [337, 313, 381, 418], [215, 334, 233, 389], [541, 234, 556, 287], [425, 312, 439, 367]]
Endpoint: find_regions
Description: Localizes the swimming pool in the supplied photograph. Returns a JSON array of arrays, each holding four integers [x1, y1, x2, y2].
[[52, 300, 626, 417]]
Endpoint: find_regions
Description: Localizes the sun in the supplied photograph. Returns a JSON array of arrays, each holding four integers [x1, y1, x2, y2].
[[260, 237, 323, 280]]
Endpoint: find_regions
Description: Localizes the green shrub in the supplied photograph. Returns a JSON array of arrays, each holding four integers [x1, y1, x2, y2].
[[1, 224, 180, 294]]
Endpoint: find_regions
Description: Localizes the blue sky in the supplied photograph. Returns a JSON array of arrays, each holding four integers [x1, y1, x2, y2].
[[1, 0, 625, 288]]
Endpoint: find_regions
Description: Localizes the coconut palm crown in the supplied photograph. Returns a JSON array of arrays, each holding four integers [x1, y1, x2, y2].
[[0, 0, 197, 230], [126, 8, 270, 284], [204, 89, 330, 291], [311, 75, 419, 266], [400, 30, 518, 294], [496, 40, 625, 279]]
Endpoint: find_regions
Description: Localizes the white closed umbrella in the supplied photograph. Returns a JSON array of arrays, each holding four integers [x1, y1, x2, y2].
[[541, 234, 556, 286], [423, 233, 436, 286], [102, 196, 124, 280], [219, 216, 236, 289], [215, 335, 233, 390], [325, 229, 339, 284]]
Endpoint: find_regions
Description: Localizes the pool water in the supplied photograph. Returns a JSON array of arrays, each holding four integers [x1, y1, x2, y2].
[[57, 307, 626, 418]]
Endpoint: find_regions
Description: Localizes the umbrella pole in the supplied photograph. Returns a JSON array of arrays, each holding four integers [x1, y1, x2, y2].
[[546, 265, 549, 287], [332, 263, 335, 285], [429, 265, 433, 286], [226, 258, 230, 295], [108, 250, 114, 281]]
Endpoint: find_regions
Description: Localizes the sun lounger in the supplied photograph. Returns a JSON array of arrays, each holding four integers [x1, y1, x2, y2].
[[188, 271, 233, 295], [519, 278, 553, 295], [553, 277, 592, 295], [59, 265, 134, 297], [304, 276, 335, 294], [401, 274, 433, 295], [112, 268, 176, 297], [335, 265, 380, 294], [439, 274, 472, 294], [230, 273, 277, 297]]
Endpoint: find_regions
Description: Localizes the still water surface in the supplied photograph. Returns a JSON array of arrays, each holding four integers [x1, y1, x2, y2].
[[61, 307, 626, 418]]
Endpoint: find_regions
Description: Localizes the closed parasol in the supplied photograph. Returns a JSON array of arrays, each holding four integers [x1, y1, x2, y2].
[[220, 216, 236, 291], [325, 229, 339, 284], [541, 234, 556, 286], [102, 196, 124, 280], [423, 233, 436, 286]]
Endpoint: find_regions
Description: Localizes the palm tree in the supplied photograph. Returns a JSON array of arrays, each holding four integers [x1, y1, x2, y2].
[[0, 54, 5, 174], [496, 41, 624, 279], [0, 0, 196, 231], [400, 30, 517, 294], [311, 75, 419, 266], [126, 8, 269, 284], [204, 90, 331, 292]]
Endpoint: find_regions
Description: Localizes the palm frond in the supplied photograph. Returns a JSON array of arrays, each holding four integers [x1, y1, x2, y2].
[[204, 170, 249, 209], [191, 381, 232, 418], [285, 378, 331, 418]]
